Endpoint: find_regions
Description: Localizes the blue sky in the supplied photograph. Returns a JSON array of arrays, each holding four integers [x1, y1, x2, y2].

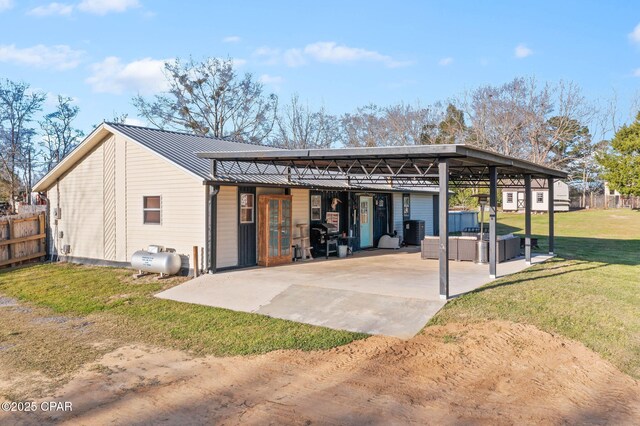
[[1, 0, 640, 134]]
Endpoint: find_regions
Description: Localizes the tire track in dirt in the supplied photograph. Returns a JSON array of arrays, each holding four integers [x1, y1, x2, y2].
[[1, 321, 638, 425]]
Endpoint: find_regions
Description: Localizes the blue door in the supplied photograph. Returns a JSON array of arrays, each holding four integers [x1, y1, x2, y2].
[[359, 196, 373, 248]]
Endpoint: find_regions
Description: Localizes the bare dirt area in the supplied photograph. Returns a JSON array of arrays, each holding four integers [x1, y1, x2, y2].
[[1, 321, 639, 425]]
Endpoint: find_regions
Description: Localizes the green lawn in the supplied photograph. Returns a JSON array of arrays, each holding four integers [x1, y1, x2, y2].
[[0, 264, 366, 358], [430, 208, 640, 378]]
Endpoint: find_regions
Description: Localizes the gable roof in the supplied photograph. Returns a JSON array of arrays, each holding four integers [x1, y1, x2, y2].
[[33, 122, 439, 194], [109, 122, 275, 180]]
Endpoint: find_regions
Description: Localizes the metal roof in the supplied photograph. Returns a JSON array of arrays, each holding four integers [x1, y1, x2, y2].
[[33, 122, 439, 193], [196, 144, 567, 188], [109, 122, 276, 181]]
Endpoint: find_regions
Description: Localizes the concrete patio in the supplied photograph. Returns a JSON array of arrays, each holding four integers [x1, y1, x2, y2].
[[156, 249, 552, 338]]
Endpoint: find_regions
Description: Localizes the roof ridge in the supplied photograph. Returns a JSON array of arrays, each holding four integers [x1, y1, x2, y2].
[[105, 121, 269, 148]]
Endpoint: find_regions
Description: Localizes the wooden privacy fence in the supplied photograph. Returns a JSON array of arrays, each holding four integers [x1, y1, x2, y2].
[[0, 213, 47, 269]]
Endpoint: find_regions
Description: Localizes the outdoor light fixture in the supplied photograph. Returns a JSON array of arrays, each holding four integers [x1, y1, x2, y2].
[[471, 194, 490, 264]]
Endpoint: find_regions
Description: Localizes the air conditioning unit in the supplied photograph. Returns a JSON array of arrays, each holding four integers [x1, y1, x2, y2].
[[61, 244, 71, 255]]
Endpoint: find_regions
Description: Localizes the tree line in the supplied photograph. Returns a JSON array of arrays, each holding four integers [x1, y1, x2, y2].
[[2, 56, 638, 209], [0, 80, 84, 209]]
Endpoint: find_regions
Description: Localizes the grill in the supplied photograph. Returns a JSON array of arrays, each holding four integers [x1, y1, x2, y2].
[[311, 223, 339, 258]]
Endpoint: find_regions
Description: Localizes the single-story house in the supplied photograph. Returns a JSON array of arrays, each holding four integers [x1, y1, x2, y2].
[[502, 180, 570, 212], [33, 122, 445, 274]]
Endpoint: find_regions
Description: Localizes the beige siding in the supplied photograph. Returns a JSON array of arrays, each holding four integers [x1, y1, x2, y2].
[[216, 185, 238, 268], [125, 138, 205, 269], [103, 135, 116, 261], [114, 135, 128, 261], [56, 143, 105, 260], [291, 188, 309, 239]]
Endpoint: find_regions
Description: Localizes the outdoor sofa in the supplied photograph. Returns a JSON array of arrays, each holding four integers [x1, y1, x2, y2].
[[421, 234, 520, 263]]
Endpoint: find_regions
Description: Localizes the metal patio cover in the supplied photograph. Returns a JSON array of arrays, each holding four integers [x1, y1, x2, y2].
[[197, 144, 567, 187]]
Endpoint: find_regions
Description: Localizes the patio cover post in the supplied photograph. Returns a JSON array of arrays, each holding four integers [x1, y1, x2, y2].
[[489, 166, 498, 279], [439, 160, 450, 300], [524, 174, 532, 264], [548, 177, 555, 255]]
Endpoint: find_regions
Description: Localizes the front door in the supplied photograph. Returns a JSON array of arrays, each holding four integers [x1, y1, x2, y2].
[[238, 187, 257, 267], [359, 196, 374, 248]]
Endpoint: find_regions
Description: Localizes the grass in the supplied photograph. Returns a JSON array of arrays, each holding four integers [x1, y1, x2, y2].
[[430, 208, 640, 378], [0, 264, 366, 361]]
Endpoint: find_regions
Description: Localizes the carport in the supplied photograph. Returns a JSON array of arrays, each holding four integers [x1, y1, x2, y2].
[[197, 144, 567, 300]]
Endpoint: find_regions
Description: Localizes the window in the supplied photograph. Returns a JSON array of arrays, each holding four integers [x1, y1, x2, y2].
[[240, 193, 255, 223], [506, 193, 513, 203], [143, 196, 161, 224], [536, 192, 544, 203], [310, 194, 322, 221], [402, 194, 410, 220]]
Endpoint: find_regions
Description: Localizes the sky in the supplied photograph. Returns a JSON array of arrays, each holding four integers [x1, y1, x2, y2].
[[1, 0, 640, 136]]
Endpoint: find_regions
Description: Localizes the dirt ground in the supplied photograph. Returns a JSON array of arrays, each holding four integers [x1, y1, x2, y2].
[[1, 318, 639, 425]]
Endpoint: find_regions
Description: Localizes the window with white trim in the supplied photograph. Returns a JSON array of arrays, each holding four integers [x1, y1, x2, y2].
[[240, 193, 255, 223], [536, 192, 544, 203], [143, 196, 161, 224], [506, 193, 513, 203]]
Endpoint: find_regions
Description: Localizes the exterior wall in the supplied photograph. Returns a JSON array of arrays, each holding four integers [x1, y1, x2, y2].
[[216, 185, 238, 268], [47, 133, 206, 271], [502, 190, 519, 211], [392, 193, 404, 240], [51, 142, 105, 260], [410, 194, 434, 236], [291, 188, 310, 239], [124, 136, 206, 270], [503, 182, 570, 212], [532, 189, 548, 211]]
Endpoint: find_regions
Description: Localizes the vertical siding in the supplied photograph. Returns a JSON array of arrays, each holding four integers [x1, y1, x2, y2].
[[56, 143, 105, 259], [114, 135, 127, 261], [125, 139, 205, 269], [410, 194, 434, 236], [291, 188, 310, 238], [103, 135, 116, 261], [216, 185, 238, 268], [392, 193, 403, 239]]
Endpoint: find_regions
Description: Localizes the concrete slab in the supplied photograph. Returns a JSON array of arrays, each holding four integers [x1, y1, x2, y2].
[[155, 249, 552, 338], [256, 285, 443, 338]]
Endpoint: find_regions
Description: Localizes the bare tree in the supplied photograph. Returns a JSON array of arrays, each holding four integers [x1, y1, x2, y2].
[[340, 102, 443, 147], [0, 79, 46, 207], [271, 94, 338, 148], [462, 77, 597, 166], [133, 57, 277, 144], [40, 95, 84, 172]]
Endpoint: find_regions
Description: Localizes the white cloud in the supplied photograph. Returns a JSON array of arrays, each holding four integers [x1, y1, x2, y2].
[[258, 74, 283, 85], [0, 0, 13, 12], [633, 68, 640, 77], [303, 42, 410, 68], [438, 57, 453, 66], [254, 41, 410, 68], [223, 35, 241, 43], [514, 43, 533, 59], [28, 2, 74, 16], [86, 56, 168, 95], [283, 48, 306, 67], [124, 117, 146, 126], [0, 44, 83, 70], [629, 23, 640, 44], [77, 0, 139, 15]]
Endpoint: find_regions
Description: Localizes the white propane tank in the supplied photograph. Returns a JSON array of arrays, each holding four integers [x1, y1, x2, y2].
[[131, 249, 182, 275]]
